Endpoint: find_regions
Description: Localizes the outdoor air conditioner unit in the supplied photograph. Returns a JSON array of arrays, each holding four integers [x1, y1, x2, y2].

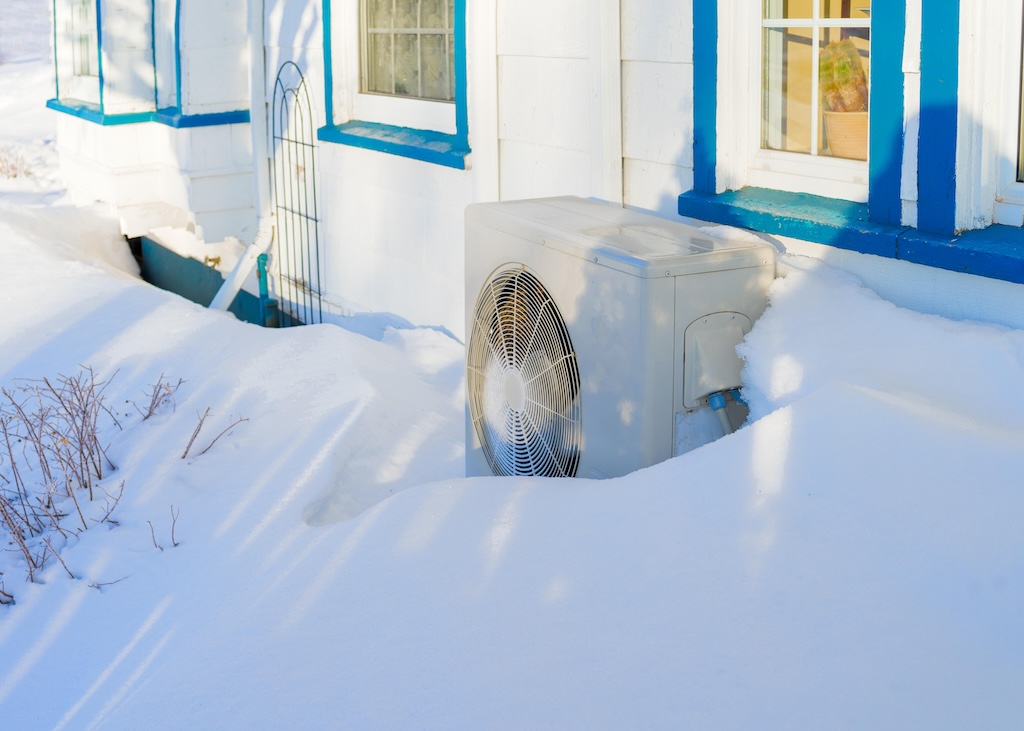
[[465, 196, 776, 479]]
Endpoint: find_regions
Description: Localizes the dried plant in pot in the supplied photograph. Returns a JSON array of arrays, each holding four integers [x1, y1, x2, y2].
[[819, 38, 869, 160]]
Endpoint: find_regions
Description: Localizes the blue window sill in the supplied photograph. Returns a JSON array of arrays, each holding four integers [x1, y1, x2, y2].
[[679, 187, 1024, 286], [47, 99, 249, 128], [317, 121, 470, 170]]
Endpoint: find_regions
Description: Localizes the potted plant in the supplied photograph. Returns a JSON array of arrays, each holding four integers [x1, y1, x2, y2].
[[819, 38, 868, 160]]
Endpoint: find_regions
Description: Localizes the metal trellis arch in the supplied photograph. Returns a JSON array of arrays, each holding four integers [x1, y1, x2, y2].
[[271, 61, 323, 326]]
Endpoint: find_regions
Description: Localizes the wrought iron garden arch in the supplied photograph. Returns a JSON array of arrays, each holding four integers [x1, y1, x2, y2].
[[271, 60, 323, 326]]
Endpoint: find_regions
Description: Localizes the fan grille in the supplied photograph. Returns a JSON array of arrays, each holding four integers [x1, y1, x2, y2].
[[467, 267, 582, 477]]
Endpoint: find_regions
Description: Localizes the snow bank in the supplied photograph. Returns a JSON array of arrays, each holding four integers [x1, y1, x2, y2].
[[1, 4, 1023, 727]]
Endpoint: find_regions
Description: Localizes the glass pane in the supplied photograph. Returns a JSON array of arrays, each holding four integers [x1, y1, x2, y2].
[[820, 33, 870, 160], [367, 33, 393, 93], [820, 0, 870, 20], [394, 0, 418, 29], [367, 0, 392, 29], [762, 27, 814, 154], [421, 0, 444, 28], [764, 0, 814, 20], [393, 33, 419, 96], [420, 33, 449, 100]]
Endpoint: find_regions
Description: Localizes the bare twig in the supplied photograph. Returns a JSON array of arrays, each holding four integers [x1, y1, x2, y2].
[[0, 494, 38, 582], [87, 577, 127, 589], [170, 505, 180, 547], [147, 520, 163, 552], [97, 480, 125, 526], [197, 416, 249, 456], [42, 537, 76, 579], [182, 407, 210, 459], [135, 374, 184, 420]]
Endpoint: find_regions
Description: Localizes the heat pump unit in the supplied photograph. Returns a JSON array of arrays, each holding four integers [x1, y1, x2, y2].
[[465, 196, 775, 479]]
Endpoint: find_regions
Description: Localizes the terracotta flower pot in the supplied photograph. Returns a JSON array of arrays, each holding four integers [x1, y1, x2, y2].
[[823, 111, 868, 160]]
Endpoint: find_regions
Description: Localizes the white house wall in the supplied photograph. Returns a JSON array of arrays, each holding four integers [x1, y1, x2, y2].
[[496, 0, 622, 203], [179, 0, 249, 114], [57, 112, 253, 242], [621, 0, 693, 217], [313, 0, 498, 339]]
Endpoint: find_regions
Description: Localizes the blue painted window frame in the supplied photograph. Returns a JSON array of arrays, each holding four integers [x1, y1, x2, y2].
[[318, 0, 470, 170], [48, 0, 249, 129], [680, 1, 1024, 287]]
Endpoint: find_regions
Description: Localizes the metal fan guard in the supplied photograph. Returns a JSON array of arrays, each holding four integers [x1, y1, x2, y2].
[[467, 267, 582, 477]]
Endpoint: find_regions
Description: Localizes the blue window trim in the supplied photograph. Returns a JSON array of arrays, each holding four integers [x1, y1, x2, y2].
[[678, 187, 1024, 285], [46, 98, 249, 127], [317, 0, 471, 169], [48, 0, 247, 129], [96, 0, 105, 108], [680, 1, 1024, 286], [917, 0, 959, 235]]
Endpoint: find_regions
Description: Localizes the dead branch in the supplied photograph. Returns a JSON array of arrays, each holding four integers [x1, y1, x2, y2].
[[42, 537, 76, 579], [170, 505, 180, 547], [97, 480, 125, 526], [197, 415, 249, 457], [135, 374, 185, 421], [147, 520, 163, 552], [181, 407, 210, 459], [89, 576, 128, 591]]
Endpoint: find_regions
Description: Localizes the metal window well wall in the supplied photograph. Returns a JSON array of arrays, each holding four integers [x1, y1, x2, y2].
[[271, 61, 323, 326], [465, 197, 777, 479]]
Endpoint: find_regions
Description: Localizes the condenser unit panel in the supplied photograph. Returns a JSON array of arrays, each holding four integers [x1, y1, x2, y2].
[[465, 196, 776, 479]]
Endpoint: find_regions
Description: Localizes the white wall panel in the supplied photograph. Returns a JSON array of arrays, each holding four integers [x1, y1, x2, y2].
[[497, 0, 589, 58], [498, 140, 593, 201], [498, 57, 591, 151], [624, 158, 693, 217], [622, 60, 692, 167], [621, 0, 692, 63]]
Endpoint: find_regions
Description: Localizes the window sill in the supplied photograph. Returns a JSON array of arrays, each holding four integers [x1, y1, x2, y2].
[[317, 121, 470, 170], [678, 187, 1024, 285], [47, 99, 249, 128]]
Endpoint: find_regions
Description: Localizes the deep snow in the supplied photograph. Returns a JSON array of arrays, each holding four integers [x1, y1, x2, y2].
[[1, 2, 1024, 728]]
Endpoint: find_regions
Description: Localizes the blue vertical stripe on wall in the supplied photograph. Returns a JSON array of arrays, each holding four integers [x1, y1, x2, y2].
[[322, 0, 333, 125], [174, 0, 182, 110], [692, 1, 718, 194], [453, 0, 468, 146], [151, 0, 158, 107], [917, 0, 959, 234], [96, 0, 104, 108], [867, 1, 906, 226]]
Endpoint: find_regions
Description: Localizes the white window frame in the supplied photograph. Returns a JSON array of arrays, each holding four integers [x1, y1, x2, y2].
[[985, 0, 1024, 226], [718, 1, 871, 203], [331, 0, 456, 134]]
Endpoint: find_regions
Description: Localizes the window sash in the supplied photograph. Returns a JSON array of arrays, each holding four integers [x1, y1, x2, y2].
[[70, 0, 98, 78], [360, 0, 454, 102], [761, 4, 870, 160]]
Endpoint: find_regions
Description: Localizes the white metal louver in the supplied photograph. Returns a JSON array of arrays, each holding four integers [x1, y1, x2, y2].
[[467, 268, 582, 477], [465, 196, 776, 480]]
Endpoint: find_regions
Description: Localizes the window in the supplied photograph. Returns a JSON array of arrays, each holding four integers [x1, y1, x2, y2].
[[70, 0, 98, 78], [362, 0, 454, 102], [320, 0, 469, 168], [762, 2, 871, 161]]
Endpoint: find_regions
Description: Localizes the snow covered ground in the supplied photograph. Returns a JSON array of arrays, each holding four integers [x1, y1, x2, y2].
[[2, 3, 1024, 728]]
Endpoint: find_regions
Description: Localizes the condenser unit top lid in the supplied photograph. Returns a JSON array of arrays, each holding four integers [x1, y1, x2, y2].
[[467, 196, 775, 278]]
